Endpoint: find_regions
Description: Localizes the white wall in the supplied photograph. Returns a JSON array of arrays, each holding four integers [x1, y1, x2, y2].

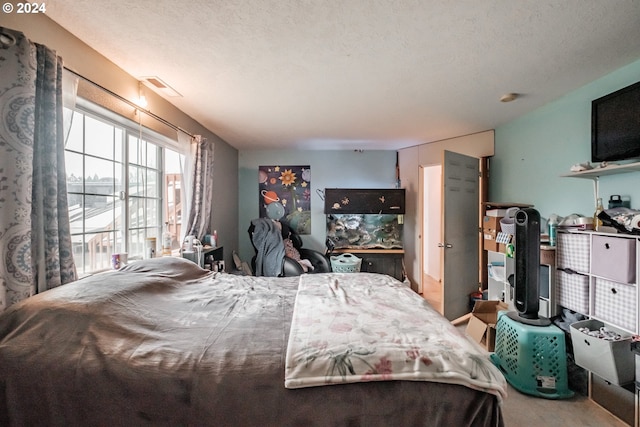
[[423, 165, 442, 280]]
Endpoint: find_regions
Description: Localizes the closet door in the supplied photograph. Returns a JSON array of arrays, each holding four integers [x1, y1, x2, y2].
[[441, 150, 479, 321]]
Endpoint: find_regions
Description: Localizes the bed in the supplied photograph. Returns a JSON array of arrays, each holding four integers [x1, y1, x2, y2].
[[0, 257, 506, 426]]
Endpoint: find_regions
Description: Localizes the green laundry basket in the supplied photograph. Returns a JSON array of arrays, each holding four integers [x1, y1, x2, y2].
[[490, 311, 574, 399]]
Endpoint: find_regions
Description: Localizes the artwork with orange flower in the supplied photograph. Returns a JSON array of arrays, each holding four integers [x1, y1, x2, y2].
[[279, 169, 296, 186], [258, 165, 311, 234]]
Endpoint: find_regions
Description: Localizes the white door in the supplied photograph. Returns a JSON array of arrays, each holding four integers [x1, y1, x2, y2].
[[440, 150, 479, 321]]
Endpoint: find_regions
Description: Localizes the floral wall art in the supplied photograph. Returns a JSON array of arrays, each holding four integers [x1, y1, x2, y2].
[[258, 165, 311, 234]]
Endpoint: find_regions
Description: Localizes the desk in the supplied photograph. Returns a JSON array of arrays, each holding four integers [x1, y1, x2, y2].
[[182, 246, 224, 271], [332, 248, 404, 281], [203, 246, 224, 271]]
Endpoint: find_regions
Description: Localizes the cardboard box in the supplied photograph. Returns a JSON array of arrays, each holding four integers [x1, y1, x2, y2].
[[482, 216, 503, 231], [483, 229, 498, 252], [540, 246, 555, 266], [466, 300, 509, 351]]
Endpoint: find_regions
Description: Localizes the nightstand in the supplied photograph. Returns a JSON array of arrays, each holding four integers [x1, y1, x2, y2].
[[203, 246, 224, 271]]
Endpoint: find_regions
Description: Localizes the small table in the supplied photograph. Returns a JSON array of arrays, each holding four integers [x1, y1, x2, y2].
[[203, 246, 224, 271], [182, 246, 224, 271], [331, 248, 405, 281]]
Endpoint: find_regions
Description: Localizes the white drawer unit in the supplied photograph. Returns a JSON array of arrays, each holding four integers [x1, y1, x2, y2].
[[556, 230, 639, 335], [486, 248, 556, 317], [487, 250, 513, 302], [557, 231, 640, 426]]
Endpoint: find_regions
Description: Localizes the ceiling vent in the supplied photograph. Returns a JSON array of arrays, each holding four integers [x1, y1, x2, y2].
[[140, 76, 182, 97]]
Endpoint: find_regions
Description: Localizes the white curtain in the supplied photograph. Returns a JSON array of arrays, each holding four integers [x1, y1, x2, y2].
[[177, 132, 193, 245], [62, 69, 78, 145], [179, 134, 214, 244]]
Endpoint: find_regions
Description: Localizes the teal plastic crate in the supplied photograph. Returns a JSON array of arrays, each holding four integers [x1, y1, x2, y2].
[[490, 311, 574, 399]]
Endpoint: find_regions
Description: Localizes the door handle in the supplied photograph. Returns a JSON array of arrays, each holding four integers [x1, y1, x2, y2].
[[438, 243, 453, 248]]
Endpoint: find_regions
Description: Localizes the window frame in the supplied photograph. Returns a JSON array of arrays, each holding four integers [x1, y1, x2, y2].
[[66, 98, 182, 275]]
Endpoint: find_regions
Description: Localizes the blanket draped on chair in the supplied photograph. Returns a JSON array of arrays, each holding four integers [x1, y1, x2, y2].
[[251, 218, 285, 276]]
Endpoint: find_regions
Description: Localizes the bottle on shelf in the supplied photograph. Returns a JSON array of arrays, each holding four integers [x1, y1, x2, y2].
[[146, 237, 156, 259], [162, 221, 172, 256], [593, 198, 604, 231], [548, 217, 558, 246], [212, 229, 218, 247]]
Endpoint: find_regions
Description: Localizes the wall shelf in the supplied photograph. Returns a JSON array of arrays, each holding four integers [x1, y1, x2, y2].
[[560, 161, 640, 179], [560, 161, 640, 204]]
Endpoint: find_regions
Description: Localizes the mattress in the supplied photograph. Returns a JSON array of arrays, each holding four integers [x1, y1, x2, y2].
[[0, 257, 505, 426]]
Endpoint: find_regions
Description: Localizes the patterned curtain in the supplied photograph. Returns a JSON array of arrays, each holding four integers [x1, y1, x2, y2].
[[0, 28, 77, 311], [183, 135, 214, 242]]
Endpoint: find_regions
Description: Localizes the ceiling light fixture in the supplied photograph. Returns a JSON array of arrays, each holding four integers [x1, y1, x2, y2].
[[136, 81, 148, 108], [500, 93, 519, 103]]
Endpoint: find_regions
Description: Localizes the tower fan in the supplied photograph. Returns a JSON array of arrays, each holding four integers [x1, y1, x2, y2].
[[491, 210, 573, 400], [506, 208, 551, 326]]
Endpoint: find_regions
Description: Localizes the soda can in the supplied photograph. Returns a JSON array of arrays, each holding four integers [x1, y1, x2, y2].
[[111, 253, 121, 269]]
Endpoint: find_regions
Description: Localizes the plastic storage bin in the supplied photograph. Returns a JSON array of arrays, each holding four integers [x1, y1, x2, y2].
[[591, 235, 636, 284], [591, 372, 635, 426], [490, 312, 574, 399], [555, 268, 589, 315], [330, 253, 362, 272], [556, 232, 590, 274], [570, 319, 635, 385], [593, 278, 636, 332]]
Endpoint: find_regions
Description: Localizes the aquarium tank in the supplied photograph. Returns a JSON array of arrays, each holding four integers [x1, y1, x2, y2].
[[326, 214, 403, 250]]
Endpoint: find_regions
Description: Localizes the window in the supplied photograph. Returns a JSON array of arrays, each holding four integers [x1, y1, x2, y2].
[[65, 101, 183, 275]]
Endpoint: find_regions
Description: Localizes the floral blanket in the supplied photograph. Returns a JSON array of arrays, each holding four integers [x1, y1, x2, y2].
[[285, 273, 507, 401]]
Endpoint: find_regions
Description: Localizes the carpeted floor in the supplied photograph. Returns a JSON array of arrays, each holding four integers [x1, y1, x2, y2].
[[456, 322, 630, 427], [499, 381, 628, 427]]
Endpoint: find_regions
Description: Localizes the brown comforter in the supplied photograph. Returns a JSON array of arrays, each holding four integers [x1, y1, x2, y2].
[[0, 257, 503, 426]]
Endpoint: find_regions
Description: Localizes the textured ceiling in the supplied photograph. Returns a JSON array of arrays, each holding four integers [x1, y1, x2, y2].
[[45, 0, 640, 150]]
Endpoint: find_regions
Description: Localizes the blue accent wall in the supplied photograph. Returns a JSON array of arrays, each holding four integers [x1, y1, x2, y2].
[[238, 150, 397, 262], [491, 58, 640, 222]]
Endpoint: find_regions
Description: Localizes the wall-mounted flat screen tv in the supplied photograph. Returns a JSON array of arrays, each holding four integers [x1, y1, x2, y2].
[[592, 80, 640, 162]]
